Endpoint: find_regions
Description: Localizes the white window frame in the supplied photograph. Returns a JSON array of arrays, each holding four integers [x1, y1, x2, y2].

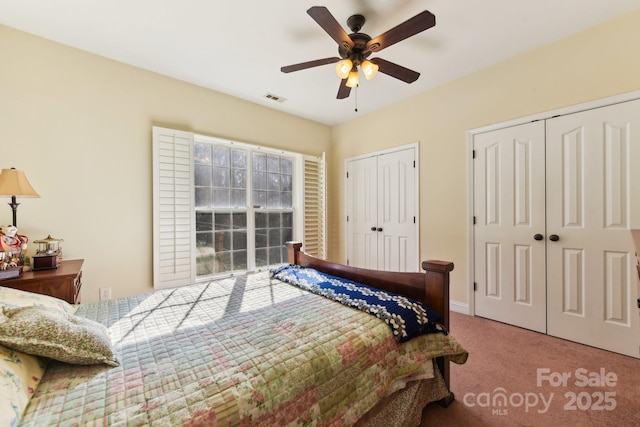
[[153, 126, 325, 289], [194, 134, 298, 277]]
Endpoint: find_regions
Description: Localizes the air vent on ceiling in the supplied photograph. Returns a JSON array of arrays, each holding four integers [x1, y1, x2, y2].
[[263, 93, 287, 103]]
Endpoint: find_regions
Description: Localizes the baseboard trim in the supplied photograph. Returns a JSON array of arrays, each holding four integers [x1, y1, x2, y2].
[[450, 300, 470, 315]]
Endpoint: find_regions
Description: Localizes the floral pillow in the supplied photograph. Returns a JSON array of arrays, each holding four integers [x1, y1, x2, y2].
[[0, 286, 77, 314], [0, 306, 119, 367], [0, 344, 46, 427]]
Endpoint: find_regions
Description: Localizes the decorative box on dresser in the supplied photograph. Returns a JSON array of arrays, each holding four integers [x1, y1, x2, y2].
[[0, 259, 84, 304]]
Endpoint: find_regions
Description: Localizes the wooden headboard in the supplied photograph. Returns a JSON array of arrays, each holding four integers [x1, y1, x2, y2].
[[285, 242, 453, 328]]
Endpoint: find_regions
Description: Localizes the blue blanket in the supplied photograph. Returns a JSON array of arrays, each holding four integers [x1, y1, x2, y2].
[[270, 264, 444, 342]]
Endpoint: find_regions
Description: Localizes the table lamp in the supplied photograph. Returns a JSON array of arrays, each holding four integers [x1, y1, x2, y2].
[[0, 167, 40, 227]]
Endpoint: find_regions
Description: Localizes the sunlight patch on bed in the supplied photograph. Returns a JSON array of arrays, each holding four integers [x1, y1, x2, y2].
[[238, 273, 308, 313], [107, 271, 308, 342]]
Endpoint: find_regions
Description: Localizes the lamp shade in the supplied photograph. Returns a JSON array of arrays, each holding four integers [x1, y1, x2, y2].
[[0, 168, 40, 197], [346, 69, 360, 88], [335, 59, 353, 79], [361, 60, 379, 80]]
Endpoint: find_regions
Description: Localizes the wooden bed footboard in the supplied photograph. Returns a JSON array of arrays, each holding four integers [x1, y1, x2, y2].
[[285, 241, 455, 402]]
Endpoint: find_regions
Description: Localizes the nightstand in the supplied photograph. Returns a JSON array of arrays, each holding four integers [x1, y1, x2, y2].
[[0, 259, 84, 304]]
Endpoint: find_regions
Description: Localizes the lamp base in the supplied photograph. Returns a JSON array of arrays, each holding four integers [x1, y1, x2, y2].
[[9, 195, 19, 227]]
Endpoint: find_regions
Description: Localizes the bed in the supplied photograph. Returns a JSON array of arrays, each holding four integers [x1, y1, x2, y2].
[[1, 242, 468, 426]]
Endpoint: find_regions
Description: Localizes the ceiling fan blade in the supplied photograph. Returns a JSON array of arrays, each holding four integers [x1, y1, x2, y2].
[[370, 58, 420, 83], [281, 57, 341, 73], [337, 79, 351, 99], [307, 6, 354, 51], [366, 10, 435, 52]]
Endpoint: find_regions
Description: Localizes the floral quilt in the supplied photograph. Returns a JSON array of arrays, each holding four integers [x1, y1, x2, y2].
[[18, 271, 467, 426]]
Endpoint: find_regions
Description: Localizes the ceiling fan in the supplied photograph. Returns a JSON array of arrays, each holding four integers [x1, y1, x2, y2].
[[281, 6, 436, 99]]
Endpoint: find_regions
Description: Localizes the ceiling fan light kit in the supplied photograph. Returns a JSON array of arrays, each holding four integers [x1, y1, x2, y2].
[[346, 68, 360, 88], [361, 60, 379, 80], [335, 59, 353, 79], [281, 6, 436, 99]]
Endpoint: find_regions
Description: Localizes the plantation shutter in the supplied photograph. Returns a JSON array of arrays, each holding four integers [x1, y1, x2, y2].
[[152, 126, 195, 289], [303, 153, 326, 259]]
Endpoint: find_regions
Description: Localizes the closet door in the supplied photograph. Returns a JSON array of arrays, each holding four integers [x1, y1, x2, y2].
[[546, 99, 640, 358], [377, 148, 417, 272], [346, 147, 418, 272], [346, 156, 379, 269], [473, 122, 547, 332]]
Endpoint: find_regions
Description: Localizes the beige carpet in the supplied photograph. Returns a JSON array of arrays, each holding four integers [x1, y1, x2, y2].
[[421, 312, 640, 426]]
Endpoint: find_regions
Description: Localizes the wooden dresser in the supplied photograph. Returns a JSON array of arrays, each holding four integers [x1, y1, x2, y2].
[[0, 259, 84, 304]]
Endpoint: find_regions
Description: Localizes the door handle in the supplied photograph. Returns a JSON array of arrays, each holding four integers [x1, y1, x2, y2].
[[534, 234, 544, 241], [549, 234, 560, 242], [377, 228, 383, 232], [371, 227, 376, 231]]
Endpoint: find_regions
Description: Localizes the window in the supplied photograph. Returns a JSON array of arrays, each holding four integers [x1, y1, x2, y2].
[[193, 141, 294, 276], [152, 127, 325, 289], [193, 143, 249, 275], [252, 151, 295, 268]]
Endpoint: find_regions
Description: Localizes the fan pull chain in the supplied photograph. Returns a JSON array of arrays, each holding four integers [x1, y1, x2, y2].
[[354, 86, 358, 112]]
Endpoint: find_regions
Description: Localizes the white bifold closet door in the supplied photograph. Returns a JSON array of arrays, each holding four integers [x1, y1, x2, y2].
[[473, 121, 547, 334], [474, 99, 640, 358], [346, 146, 418, 272], [545, 100, 640, 358]]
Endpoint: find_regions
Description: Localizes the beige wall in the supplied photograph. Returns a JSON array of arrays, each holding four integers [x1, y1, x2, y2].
[[0, 25, 331, 302], [328, 9, 640, 306]]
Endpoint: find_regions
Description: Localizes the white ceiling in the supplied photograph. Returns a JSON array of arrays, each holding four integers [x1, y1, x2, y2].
[[1, 1, 638, 125]]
